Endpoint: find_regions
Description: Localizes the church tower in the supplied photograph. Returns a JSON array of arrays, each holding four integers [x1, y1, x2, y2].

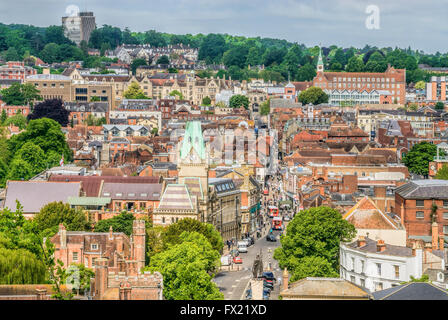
[[177, 121, 209, 220], [317, 47, 324, 73]]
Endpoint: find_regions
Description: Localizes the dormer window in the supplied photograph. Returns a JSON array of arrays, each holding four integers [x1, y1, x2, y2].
[[91, 244, 98, 250]]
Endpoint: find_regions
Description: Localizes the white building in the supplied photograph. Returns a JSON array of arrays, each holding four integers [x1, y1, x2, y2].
[[340, 236, 424, 292]]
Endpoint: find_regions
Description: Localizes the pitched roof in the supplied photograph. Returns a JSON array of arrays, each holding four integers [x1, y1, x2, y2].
[[281, 277, 371, 299], [373, 282, 448, 300], [156, 184, 196, 212], [101, 183, 162, 201], [4, 181, 81, 213], [395, 180, 448, 199], [343, 196, 399, 230]]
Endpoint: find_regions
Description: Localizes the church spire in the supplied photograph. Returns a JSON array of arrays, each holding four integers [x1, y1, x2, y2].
[[317, 46, 324, 73]]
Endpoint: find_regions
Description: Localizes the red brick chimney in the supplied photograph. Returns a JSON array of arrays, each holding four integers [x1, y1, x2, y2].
[[357, 235, 366, 247], [440, 234, 445, 251], [432, 222, 439, 251], [376, 239, 386, 252]]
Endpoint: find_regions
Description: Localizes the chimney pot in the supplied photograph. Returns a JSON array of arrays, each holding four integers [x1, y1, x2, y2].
[[357, 235, 366, 247], [376, 239, 386, 252]]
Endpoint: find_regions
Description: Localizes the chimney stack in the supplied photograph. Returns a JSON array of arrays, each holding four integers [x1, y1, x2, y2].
[[432, 222, 439, 251], [376, 239, 386, 252], [282, 268, 289, 292], [59, 224, 66, 249], [109, 226, 113, 240], [440, 234, 445, 251], [357, 235, 366, 247]]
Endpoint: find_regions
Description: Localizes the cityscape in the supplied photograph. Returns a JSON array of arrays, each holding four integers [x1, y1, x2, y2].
[[1, 1, 448, 306]]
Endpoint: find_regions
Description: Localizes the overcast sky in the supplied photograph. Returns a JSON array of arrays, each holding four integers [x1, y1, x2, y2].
[[1, 0, 447, 53]]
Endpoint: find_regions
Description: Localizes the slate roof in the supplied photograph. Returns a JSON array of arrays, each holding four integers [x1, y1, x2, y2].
[[101, 183, 162, 201], [347, 237, 414, 257], [4, 181, 81, 213], [373, 282, 448, 300], [156, 184, 196, 212], [395, 180, 448, 199]]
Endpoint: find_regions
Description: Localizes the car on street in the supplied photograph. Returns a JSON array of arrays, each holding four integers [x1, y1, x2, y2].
[[237, 241, 248, 253], [283, 215, 291, 221], [266, 234, 277, 242], [221, 255, 232, 266], [233, 256, 243, 264]]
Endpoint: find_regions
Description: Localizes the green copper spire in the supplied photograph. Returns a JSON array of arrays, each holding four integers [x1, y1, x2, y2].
[[180, 121, 206, 160], [317, 47, 323, 66]]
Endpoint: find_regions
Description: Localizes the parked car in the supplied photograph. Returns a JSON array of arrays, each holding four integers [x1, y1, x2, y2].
[[283, 215, 291, 221], [237, 241, 248, 253], [230, 249, 239, 257], [266, 234, 277, 242], [233, 256, 243, 264]]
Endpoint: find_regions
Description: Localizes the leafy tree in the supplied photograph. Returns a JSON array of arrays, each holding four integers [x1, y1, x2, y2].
[[229, 94, 249, 109], [6, 158, 34, 181], [156, 55, 170, 65], [435, 102, 445, 110], [90, 96, 100, 102], [123, 82, 148, 99], [202, 96, 211, 106], [162, 218, 223, 253], [0, 247, 47, 284], [330, 62, 343, 71], [169, 90, 183, 100], [402, 141, 444, 176], [0, 109, 7, 125], [94, 212, 136, 235], [34, 202, 91, 234], [260, 99, 270, 115], [435, 165, 448, 180], [345, 56, 364, 72], [131, 58, 147, 75], [3, 113, 27, 130], [246, 47, 261, 66], [2, 47, 20, 61], [14, 141, 46, 174], [198, 34, 226, 63], [415, 81, 426, 90], [0, 83, 41, 106], [8, 117, 72, 163], [298, 86, 329, 105], [27, 99, 69, 127], [146, 231, 223, 300], [223, 46, 248, 68], [66, 263, 95, 296], [274, 206, 356, 281], [296, 63, 316, 81], [143, 30, 167, 47]]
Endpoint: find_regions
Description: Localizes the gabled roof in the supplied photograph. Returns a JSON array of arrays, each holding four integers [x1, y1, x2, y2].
[[156, 184, 196, 212], [344, 196, 399, 230], [373, 282, 448, 300], [395, 180, 448, 199]]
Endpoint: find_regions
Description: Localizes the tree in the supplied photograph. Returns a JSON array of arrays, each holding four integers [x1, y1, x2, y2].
[[198, 34, 226, 63], [402, 141, 444, 176], [0, 247, 47, 284], [65, 263, 95, 296], [298, 86, 329, 105], [415, 81, 426, 90], [156, 55, 170, 65], [143, 30, 167, 47], [345, 56, 364, 72], [8, 118, 72, 164], [274, 206, 356, 281], [146, 231, 223, 300], [296, 63, 316, 81], [435, 102, 445, 110], [123, 82, 148, 99], [0, 109, 7, 125], [4, 113, 27, 130], [6, 158, 34, 181], [13, 141, 46, 175], [169, 90, 183, 100], [162, 218, 223, 253], [27, 99, 69, 127], [202, 96, 211, 106], [130, 58, 147, 75], [94, 212, 135, 236], [34, 202, 91, 234], [0, 83, 41, 106], [229, 94, 249, 109], [260, 99, 270, 115], [435, 165, 448, 180]]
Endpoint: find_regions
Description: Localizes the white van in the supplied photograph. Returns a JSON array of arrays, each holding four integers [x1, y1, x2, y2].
[[237, 241, 248, 253]]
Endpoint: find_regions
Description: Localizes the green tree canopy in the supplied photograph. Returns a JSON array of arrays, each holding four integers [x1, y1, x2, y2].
[[274, 206, 356, 282], [130, 58, 147, 75], [435, 164, 448, 180], [156, 55, 170, 65], [123, 82, 148, 99], [260, 99, 270, 115], [202, 96, 211, 106], [402, 141, 444, 176], [0, 83, 41, 106], [229, 94, 249, 109], [161, 218, 223, 253], [169, 90, 184, 100], [435, 102, 445, 110], [13, 141, 46, 175], [33, 202, 91, 234], [345, 56, 364, 72], [0, 247, 47, 284], [94, 212, 135, 236], [298, 86, 329, 105], [146, 231, 223, 300]]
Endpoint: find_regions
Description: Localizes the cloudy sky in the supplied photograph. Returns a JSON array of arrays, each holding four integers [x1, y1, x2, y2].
[[1, 0, 447, 53]]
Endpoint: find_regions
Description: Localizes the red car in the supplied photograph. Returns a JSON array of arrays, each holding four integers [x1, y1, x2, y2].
[[233, 256, 243, 264]]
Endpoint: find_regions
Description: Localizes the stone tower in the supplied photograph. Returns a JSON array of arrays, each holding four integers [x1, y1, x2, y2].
[[132, 219, 146, 272], [317, 47, 324, 73]]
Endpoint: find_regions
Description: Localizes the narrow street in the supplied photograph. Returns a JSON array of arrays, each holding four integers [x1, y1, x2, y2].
[[213, 173, 290, 300]]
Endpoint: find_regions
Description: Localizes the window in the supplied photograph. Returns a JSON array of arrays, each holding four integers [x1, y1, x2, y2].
[[375, 282, 383, 291], [128, 193, 135, 197], [162, 217, 165, 223], [91, 244, 98, 250], [443, 200, 448, 208], [444, 212, 448, 219], [444, 226, 448, 234], [416, 200, 424, 207], [350, 275, 356, 283], [103, 192, 110, 197], [361, 260, 365, 273], [394, 265, 400, 279], [140, 193, 148, 197], [376, 263, 382, 276], [351, 257, 355, 271], [360, 279, 365, 287], [416, 211, 424, 219], [73, 252, 78, 261]]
